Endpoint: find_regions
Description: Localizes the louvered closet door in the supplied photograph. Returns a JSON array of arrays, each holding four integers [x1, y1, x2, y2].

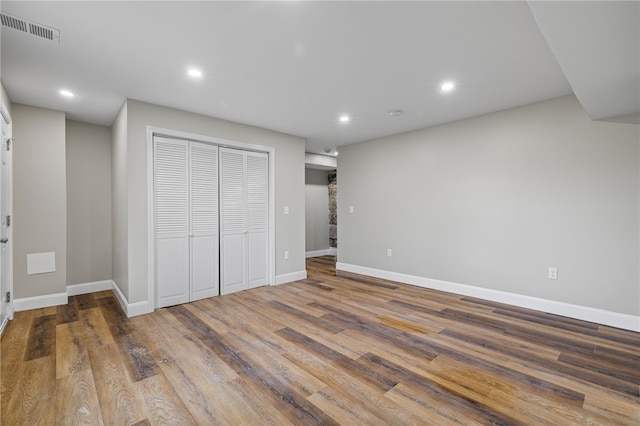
[[154, 137, 190, 308], [246, 152, 269, 289], [220, 148, 246, 295], [189, 141, 219, 301]]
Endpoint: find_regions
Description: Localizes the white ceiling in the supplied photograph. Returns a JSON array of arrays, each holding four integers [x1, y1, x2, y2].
[[1, 1, 637, 154], [528, 1, 639, 122]]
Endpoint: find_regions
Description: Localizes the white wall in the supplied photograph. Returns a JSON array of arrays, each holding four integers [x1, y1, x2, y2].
[[118, 99, 305, 304], [305, 169, 330, 252], [111, 103, 129, 300], [338, 95, 639, 317], [12, 104, 67, 299], [66, 120, 112, 285]]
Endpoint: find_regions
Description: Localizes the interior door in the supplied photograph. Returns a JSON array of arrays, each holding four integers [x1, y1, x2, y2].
[[246, 152, 268, 289], [154, 137, 190, 308], [189, 141, 219, 301], [220, 148, 246, 295], [0, 112, 12, 333], [220, 148, 269, 294]]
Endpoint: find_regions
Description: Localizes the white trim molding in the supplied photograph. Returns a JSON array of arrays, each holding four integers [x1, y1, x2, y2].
[[14, 292, 68, 312], [1, 102, 11, 125], [111, 281, 153, 318], [1, 104, 14, 324], [111, 281, 128, 315], [336, 262, 640, 332], [12, 281, 153, 318], [67, 280, 113, 296], [305, 248, 337, 258], [274, 270, 307, 285], [125, 300, 153, 318], [0, 317, 9, 337]]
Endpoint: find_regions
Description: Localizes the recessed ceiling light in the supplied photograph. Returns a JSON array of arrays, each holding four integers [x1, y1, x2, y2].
[[335, 151, 339, 156], [441, 81, 455, 92], [339, 115, 350, 123], [59, 89, 74, 98], [188, 68, 203, 78]]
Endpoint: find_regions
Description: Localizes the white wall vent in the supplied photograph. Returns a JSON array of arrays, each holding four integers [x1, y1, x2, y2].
[[0, 12, 60, 42]]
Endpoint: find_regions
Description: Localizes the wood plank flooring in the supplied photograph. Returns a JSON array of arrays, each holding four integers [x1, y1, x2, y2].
[[2, 256, 639, 425]]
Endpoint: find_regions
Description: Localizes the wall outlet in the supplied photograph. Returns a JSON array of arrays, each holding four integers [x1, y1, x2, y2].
[[548, 267, 558, 280], [284, 206, 290, 215], [387, 249, 392, 257], [349, 206, 354, 214], [284, 250, 289, 260]]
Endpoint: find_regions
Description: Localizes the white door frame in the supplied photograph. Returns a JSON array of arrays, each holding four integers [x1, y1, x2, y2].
[[146, 126, 275, 312], [0, 102, 13, 336]]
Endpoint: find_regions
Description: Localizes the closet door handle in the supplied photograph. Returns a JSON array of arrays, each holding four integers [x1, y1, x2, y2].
[[0, 238, 8, 243]]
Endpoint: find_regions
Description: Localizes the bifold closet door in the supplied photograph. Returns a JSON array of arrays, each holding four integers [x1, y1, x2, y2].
[[154, 137, 190, 307], [154, 137, 220, 308], [246, 153, 269, 288], [189, 141, 219, 301], [220, 148, 269, 295]]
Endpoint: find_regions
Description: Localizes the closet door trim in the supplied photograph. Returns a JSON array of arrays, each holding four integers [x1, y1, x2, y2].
[[146, 126, 275, 312]]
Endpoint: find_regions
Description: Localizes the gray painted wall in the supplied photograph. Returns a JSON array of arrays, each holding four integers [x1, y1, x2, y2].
[[111, 103, 129, 300], [305, 169, 330, 252], [12, 104, 67, 299], [114, 99, 306, 303], [338, 95, 639, 316], [66, 120, 112, 285]]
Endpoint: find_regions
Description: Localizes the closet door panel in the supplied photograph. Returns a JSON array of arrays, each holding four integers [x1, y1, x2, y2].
[[190, 142, 219, 300], [156, 238, 190, 306], [246, 152, 269, 289], [221, 234, 246, 295], [220, 148, 247, 294], [247, 232, 268, 288], [154, 137, 189, 307], [191, 236, 218, 298]]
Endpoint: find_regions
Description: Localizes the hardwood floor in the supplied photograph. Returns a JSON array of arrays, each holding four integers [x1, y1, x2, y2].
[[2, 256, 639, 425]]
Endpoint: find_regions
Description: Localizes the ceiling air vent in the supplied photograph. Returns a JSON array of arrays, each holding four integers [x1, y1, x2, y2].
[[0, 12, 60, 42]]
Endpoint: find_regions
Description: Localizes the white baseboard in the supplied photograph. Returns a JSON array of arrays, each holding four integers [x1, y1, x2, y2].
[[111, 281, 129, 314], [14, 292, 68, 312], [67, 280, 113, 296], [336, 262, 640, 332], [12, 281, 151, 319], [111, 281, 152, 318], [0, 316, 9, 338], [126, 300, 153, 317], [306, 248, 337, 258], [274, 270, 308, 285]]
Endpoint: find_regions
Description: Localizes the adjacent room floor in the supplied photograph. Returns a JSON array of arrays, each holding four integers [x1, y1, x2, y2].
[[2, 256, 639, 424]]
